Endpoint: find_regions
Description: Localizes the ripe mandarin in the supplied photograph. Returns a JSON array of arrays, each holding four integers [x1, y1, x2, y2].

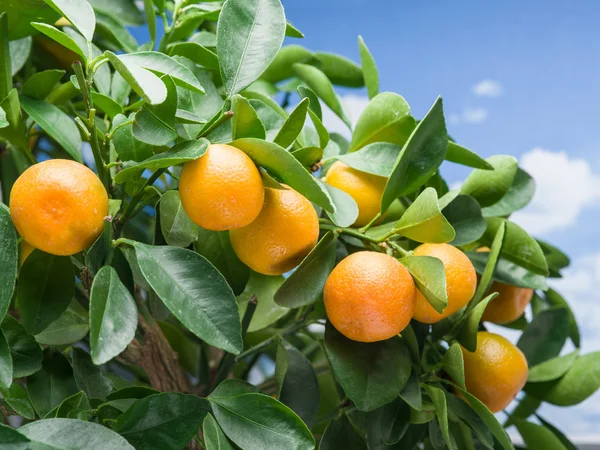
[[324, 161, 386, 227], [10, 159, 108, 256], [412, 243, 477, 323], [179, 144, 264, 231], [461, 331, 528, 413], [230, 186, 319, 276], [482, 282, 533, 324], [324, 251, 416, 342]]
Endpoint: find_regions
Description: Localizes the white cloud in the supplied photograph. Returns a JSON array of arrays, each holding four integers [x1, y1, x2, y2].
[[472, 79, 504, 97], [321, 94, 370, 138], [511, 148, 600, 235], [446, 107, 488, 125]]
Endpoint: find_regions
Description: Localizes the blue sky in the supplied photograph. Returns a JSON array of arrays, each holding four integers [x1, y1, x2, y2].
[[133, 0, 600, 440]]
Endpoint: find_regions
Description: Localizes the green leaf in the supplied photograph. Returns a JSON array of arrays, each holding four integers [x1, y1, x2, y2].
[[0, 329, 12, 389], [293, 63, 350, 128], [239, 272, 288, 333], [378, 397, 411, 445], [445, 142, 493, 170], [31, 22, 87, 60], [424, 386, 453, 450], [535, 415, 578, 450], [203, 413, 235, 450], [262, 45, 313, 84], [91, 92, 122, 119], [65, 28, 109, 94], [290, 145, 322, 168], [445, 393, 493, 448], [89, 266, 138, 365], [358, 36, 378, 99], [46, 390, 90, 419], [324, 323, 411, 411], [457, 293, 498, 352], [0, 106, 7, 128], [393, 188, 455, 243], [112, 113, 154, 162], [538, 240, 570, 273], [441, 343, 466, 389], [0, 423, 29, 449], [320, 416, 367, 450], [231, 138, 335, 212], [95, 11, 137, 52], [349, 92, 414, 152], [72, 348, 112, 401], [517, 307, 569, 366], [0, 89, 28, 150], [400, 255, 447, 314], [1, 315, 42, 378], [41, 0, 95, 41], [217, 0, 286, 95], [466, 252, 548, 290], [194, 229, 249, 296], [312, 52, 363, 87], [105, 51, 167, 105], [273, 98, 309, 148], [28, 350, 78, 417], [34, 303, 89, 346], [513, 419, 567, 450], [442, 194, 486, 246], [160, 190, 198, 247], [285, 21, 303, 38], [112, 393, 209, 450], [275, 340, 320, 427], [482, 218, 549, 275], [20, 96, 82, 162], [482, 168, 535, 217], [132, 75, 177, 146], [0, 382, 35, 419], [381, 97, 448, 211], [168, 42, 219, 71], [400, 371, 423, 410], [460, 155, 518, 207], [0, 13, 11, 98], [20, 418, 135, 449], [0, 204, 17, 321], [208, 380, 315, 450], [322, 182, 359, 227], [22, 69, 66, 100], [335, 142, 400, 177], [124, 240, 243, 354], [297, 85, 322, 120], [527, 349, 579, 383], [111, 71, 131, 105], [231, 94, 266, 139], [114, 138, 208, 183], [274, 232, 336, 308], [544, 289, 579, 347], [18, 250, 74, 335]]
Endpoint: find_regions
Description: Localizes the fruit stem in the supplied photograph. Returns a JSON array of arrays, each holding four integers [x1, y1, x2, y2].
[[387, 240, 411, 258], [319, 222, 380, 244]]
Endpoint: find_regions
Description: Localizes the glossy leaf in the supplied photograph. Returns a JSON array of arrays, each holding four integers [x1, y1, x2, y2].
[[41, 0, 95, 41], [382, 97, 448, 211], [517, 307, 569, 366], [273, 98, 309, 148], [0, 383, 35, 419], [275, 340, 320, 427], [275, 232, 337, 308], [217, 0, 286, 95], [203, 413, 235, 450], [527, 349, 579, 383], [262, 45, 313, 83], [324, 323, 411, 411], [46, 390, 90, 419], [460, 155, 518, 207], [424, 385, 452, 450], [358, 36, 378, 99], [89, 266, 138, 365], [112, 113, 154, 162], [20, 418, 134, 449], [208, 380, 315, 450], [168, 42, 219, 71], [536, 415, 578, 450], [231, 138, 334, 212], [298, 85, 322, 120], [31, 22, 87, 60], [320, 416, 367, 450], [513, 419, 567, 450], [544, 289, 580, 347], [72, 348, 112, 401], [95, 11, 138, 52], [457, 293, 498, 352], [132, 75, 177, 146], [239, 272, 288, 333], [401, 255, 447, 313], [442, 194, 486, 246], [28, 350, 78, 417], [22, 69, 65, 100], [482, 168, 535, 217], [400, 371, 423, 411], [0, 424, 29, 449], [293, 63, 350, 128], [0, 329, 12, 389], [91, 92, 122, 119], [1, 315, 42, 378], [442, 343, 466, 389], [0, 204, 17, 321], [194, 228, 249, 296], [231, 94, 266, 140], [445, 393, 494, 448], [112, 393, 209, 450], [312, 52, 363, 87], [114, 138, 208, 183], [349, 92, 414, 152], [322, 182, 359, 227], [467, 252, 548, 290], [160, 190, 198, 247], [482, 218, 549, 275], [34, 303, 89, 346], [20, 96, 82, 162], [18, 250, 74, 334], [335, 142, 400, 177], [393, 187, 456, 243], [445, 141, 493, 170], [124, 240, 243, 354]]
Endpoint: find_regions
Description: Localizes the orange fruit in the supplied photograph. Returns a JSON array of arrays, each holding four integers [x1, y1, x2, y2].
[[324, 161, 386, 227], [324, 251, 416, 342], [20, 241, 35, 267], [10, 159, 108, 256], [461, 331, 528, 413], [412, 243, 477, 323], [179, 143, 264, 231], [230, 186, 319, 275], [482, 283, 533, 324]]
